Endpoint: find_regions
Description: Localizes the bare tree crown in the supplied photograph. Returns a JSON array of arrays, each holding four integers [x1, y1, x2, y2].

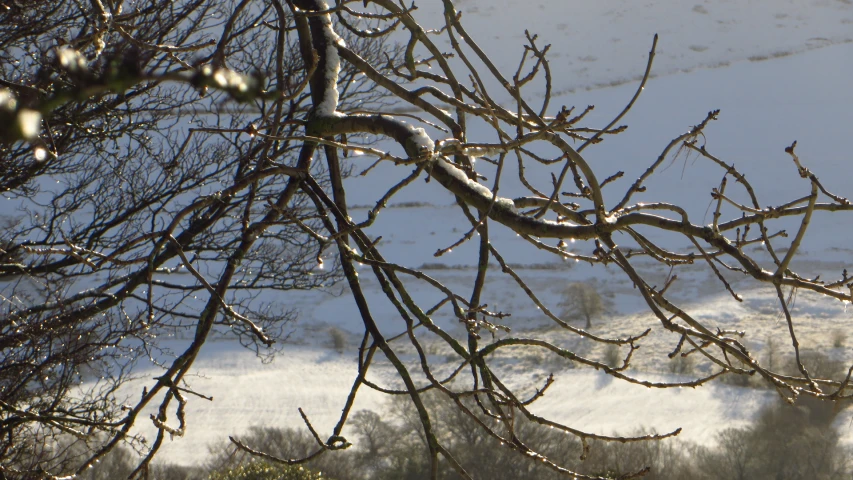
[[1, 1, 851, 479]]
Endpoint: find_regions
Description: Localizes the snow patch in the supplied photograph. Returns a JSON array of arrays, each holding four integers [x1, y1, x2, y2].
[[410, 127, 435, 154], [436, 157, 517, 213], [315, 1, 347, 117], [462, 145, 505, 158]]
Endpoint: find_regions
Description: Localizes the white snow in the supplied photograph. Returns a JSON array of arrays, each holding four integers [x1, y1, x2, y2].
[[408, 0, 853, 102], [126, 342, 778, 465], [435, 157, 517, 214], [410, 126, 434, 154], [462, 145, 505, 158], [314, 1, 346, 117]]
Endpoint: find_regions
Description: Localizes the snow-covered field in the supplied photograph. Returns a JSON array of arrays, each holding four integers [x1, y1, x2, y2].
[[116, 0, 853, 466], [413, 0, 853, 98]]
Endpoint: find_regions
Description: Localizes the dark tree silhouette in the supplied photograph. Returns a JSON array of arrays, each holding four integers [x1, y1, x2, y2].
[[2, 1, 853, 479]]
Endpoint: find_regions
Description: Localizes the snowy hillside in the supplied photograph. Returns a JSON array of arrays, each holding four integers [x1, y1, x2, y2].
[[411, 0, 853, 98], [112, 0, 853, 466]]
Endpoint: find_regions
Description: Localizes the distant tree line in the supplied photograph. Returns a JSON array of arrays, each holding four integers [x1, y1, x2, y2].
[[33, 387, 851, 480]]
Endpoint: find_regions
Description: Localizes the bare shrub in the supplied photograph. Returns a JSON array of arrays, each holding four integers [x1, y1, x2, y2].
[[718, 366, 760, 388], [784, 350, 847, 381], [328, 327, 348, 353], [209, 427, 356, 480], [3, 435, 137, 480], [764, 335, 779, 372], [668, 354, 696, 376], [831, 329, 847, 348], [209, 461, 325, 480], [559, 282, 605, 329], [344, 393, 696, 480], [604, 344, 622, 368], [579, 432, 697, 480], [149, 463, 205, 480], [692, 398, 851, 479]]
